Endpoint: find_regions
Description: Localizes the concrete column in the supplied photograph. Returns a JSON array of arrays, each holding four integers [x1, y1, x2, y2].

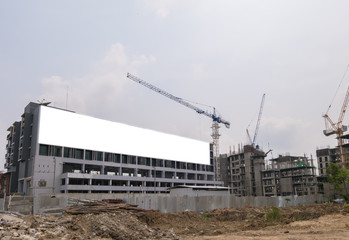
[[148, 169, 152, 177], [109, 180, 112, 194], [88, 178, 92, 193]]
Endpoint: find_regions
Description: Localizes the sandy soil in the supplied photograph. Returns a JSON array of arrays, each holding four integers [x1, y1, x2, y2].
[[0, 203, 348, 239], [185, 214, 349, 240]]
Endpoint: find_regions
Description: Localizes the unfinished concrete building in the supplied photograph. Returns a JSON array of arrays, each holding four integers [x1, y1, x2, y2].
[[262, 155, 318, 196], [316, 133, 349, 176], [224, 145, 266, 196], [316, 147, 339, 176], [4, 102, 222, 196], [222, 145, 319, 197]]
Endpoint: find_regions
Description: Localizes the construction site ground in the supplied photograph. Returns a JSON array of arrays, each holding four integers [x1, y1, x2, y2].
[[1, 203, 349, 240]]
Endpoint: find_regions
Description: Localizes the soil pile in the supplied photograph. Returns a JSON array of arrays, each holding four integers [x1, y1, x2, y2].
[[0, 203, 347, 240]]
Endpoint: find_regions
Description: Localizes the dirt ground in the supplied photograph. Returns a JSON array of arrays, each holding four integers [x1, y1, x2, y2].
[[0, 203, 349, 240]]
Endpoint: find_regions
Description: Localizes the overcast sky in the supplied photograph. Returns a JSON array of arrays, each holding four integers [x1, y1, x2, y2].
[[1, 0, 349, 170]]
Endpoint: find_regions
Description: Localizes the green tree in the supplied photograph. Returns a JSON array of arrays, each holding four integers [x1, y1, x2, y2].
[[326, 163, 349, 198]]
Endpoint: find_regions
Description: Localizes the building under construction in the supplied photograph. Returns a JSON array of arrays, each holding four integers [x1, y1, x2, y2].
[[316, 133, 349, 176], [262, 155, 318, 196], [222, 145, 267, 196], [221, 145, 319, 197]]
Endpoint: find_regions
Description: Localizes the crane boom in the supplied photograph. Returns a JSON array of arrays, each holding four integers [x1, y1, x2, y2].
[[127, 73, 230, 128], [323, 68, 349, 166], [338, 83, 349, 126], [253, 93, 265, 145], [127, 72, 230, 182]]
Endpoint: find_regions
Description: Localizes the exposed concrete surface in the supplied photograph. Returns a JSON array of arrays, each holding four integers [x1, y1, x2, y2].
[[32, 193, 329, 214], [0, 196, 33, 214], [0, 193, 329, 215]]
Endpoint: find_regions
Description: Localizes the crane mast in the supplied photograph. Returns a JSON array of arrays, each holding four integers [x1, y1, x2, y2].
[[323, 81, 349, 165], [127, 73, 230, 181], [253, 93, 266, 146]]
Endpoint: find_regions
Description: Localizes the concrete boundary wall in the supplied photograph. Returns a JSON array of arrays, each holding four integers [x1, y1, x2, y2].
[[0, 196, 33, 214], [33, 193, 329, 214]]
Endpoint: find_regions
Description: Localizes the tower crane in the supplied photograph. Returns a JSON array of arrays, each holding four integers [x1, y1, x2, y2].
[[323, 82, 349, 165], [253, 93, 266, 146], [246, 94, 266, 147], [126, 73, 230, 181]]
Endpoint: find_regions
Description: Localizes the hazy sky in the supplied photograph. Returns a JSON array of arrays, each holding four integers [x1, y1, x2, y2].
[[1, 0, 349, 170]]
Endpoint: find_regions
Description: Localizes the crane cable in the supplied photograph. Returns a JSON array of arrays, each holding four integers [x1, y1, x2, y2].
[[326, 64, 349, 115], [179, 97, 213, 109]]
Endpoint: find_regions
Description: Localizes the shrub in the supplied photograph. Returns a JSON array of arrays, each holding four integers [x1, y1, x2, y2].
[[266, 207, 283, 224]]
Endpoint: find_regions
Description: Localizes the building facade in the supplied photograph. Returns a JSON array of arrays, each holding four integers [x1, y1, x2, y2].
[[224, 145, 266, 196], [4, 102, 222, 196], [222, 145, 319, 197], [262, 155, 318, 196], [316, 133, 349, 175], [316, 147, 339, 176], [5, 121, 21, 193]]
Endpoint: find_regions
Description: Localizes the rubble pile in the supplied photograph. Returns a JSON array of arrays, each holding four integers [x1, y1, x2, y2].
[[0, 211, 178, 240], [65, 199, 155, 215], [0, 212, 35, 240], [0, 203, 346, 240]]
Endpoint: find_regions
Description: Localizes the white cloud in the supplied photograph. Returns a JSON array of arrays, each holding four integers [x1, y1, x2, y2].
[[40, 76, 69, 107], [39, 42, 156, 118], [144, 0, 179, 18], [260, 116, 313, 156]]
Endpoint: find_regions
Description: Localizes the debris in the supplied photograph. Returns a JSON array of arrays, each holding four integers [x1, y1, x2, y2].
[[334, 199, 346, 204], [65, 199, 156, 215], [0, 203, 347, 240]]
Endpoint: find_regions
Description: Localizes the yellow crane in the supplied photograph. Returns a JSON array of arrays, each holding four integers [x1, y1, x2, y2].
[[323, 66, 349, 165]]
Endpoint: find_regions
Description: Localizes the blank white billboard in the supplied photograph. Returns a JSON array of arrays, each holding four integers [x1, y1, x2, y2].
[[37, 106, 210, 165]]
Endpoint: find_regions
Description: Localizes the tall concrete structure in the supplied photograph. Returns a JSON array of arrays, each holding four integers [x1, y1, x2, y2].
[[262, 155, 318, 196], [316, 133, 349, 175], [316, 147, 339, 176], [222, 145, 319, 197], [4, 102, 222, 196], [5, 121, 21, 193], [224, 145, 266, 196]]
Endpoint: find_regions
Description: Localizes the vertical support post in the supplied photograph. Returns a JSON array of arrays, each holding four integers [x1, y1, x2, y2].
[[153, 166, 156, 193], [211, 121, 221, 182], [338, 132, 345, 167], [52, 157, 56, 194]]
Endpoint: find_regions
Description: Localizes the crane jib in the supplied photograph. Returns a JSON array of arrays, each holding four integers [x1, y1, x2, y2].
[[127, 72, 231, 181], [126, 73, 230, 128]]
